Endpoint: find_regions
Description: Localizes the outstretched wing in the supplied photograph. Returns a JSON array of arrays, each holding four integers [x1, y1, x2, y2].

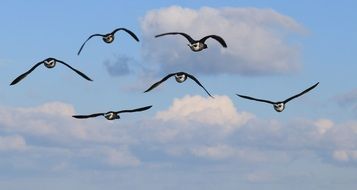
[[236, 94, 275, 105], [144, 73, 176, 93], [72, 113, 104, 119], [155, 32, 195, 44], [56, 59, 93, 81], [77, 34, 104, 55], [10, 61, 43, 85], [199, 35, 227, 48], [187, 73, 214, 98], [283, 82, 319, 103], [112, 28, 140, 42], [116, 105, 153, 114]]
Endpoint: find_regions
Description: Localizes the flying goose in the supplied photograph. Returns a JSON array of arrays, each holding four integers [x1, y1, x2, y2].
[[144, 72, 213, 98], [155, 32, 227, 52], [77, 27, 139, 55], [236, 82, 319, 112], [10, 57, 92, 85], [72, 105, 152, 120]]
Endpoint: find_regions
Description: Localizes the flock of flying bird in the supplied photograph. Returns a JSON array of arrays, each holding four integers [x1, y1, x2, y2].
[[10, 27, 319, 120]]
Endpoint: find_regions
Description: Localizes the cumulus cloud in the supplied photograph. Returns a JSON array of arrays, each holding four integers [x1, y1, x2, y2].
[[141, 6, 305, 76], [156, 95, 254, 132], [0, 101, 138, 146], [0, 135, 27, 151], [0, 102, 142, 170], [190, 144, 266, 162], [332, 149, 357, 163], [314, 119, 334, 135]]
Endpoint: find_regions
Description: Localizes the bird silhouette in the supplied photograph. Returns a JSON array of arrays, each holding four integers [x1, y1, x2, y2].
[[10, 57, 92, 85], [144, 72, 213, 98], [236, 82, 319, 112], [77, 27, 139, 55], [72, 105, 152, 120], [155, 32, 227, 52]]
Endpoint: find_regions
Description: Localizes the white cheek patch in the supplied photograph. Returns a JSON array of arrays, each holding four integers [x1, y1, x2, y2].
[[44, 60, 56, 68]]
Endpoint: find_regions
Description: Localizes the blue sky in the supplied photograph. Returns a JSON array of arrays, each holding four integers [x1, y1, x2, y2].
[[0, 1, 357, 190]]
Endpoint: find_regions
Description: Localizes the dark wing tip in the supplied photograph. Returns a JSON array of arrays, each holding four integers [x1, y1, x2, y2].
[[10, 79, 18, 85]]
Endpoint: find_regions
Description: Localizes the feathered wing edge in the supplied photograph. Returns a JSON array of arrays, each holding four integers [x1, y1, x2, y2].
[[144, 73, 176, 93], [283, 82, 319, 103], [112, 28, 140, 42], [57, 59, 92, 81], [10, 61, 43, 85], [115, 105, 153, 114], [77, 34, 103, 55], [187, 73, 214, 98], [155, 32, 195, 44]]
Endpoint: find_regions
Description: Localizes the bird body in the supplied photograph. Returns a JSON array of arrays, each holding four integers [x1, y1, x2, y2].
[[44, 58, 56, 68], [174, 73, 187, 83]]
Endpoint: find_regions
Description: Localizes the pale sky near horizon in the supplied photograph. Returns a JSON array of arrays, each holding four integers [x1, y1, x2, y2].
[[0, 1, 356, 190]]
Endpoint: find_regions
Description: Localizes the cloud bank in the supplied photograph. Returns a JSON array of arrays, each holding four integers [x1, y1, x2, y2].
[[141, 6, 305, 76]]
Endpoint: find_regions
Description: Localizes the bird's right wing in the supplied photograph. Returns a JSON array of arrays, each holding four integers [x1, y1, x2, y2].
[[283, 82, 319, 103], [187, 74, 214, 98], [57, 60, 93, 81], [77, 34, 104, 55], [10, 61, 43, 85], [72, 113, 104, 119], [236, 94, 275, 104], [155, 32, 195, 44], [144, 73, 176, 93], [200, 35, 227, 48], [116, 105, 153, 114], [112, 28, 140, 42]]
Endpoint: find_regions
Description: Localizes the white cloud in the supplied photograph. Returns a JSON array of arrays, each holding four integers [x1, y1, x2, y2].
[[190, 144, 267, 162], [332, 150, 357, 162], [190, 144, 237, 160], [333, 150, 350, 161], [0, 102, 135, 144], [0, 135, 27, 151], [141, 6, 305, 76], [314, 119, 334, 135], [156, 95, 254, 133], [104, 147, 141, 167], [246, 171, 273, 183]]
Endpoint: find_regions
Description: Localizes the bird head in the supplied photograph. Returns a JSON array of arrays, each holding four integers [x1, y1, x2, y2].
[[44, 58, 56, 68], [273, 103, 285, 112], [188, 42, 204, 52], [103, 34, 114, 43], [104, 112, 120, 120], [175, 73, 187, 83]]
